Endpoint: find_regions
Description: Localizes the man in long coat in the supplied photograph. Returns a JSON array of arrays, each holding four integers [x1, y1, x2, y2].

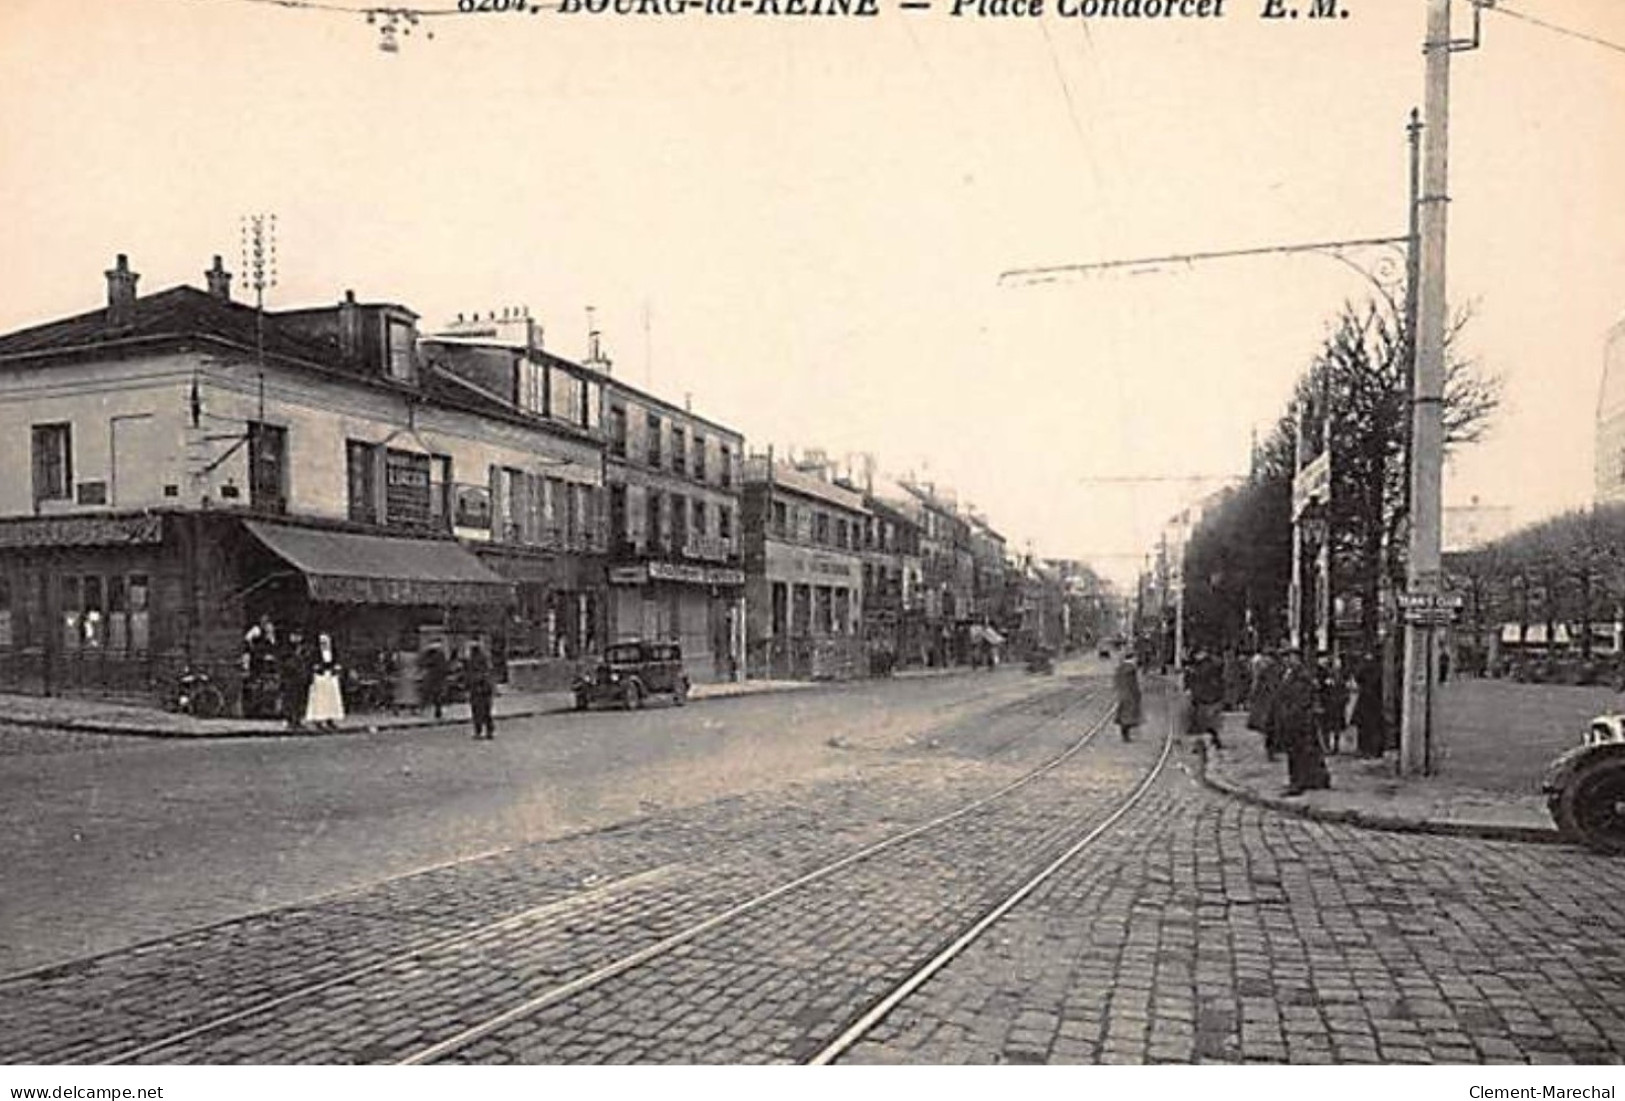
[[1353, 654, 1387, 758], [1187, 650, 1225, 749], [1113, 655, 1143, 742], [1277, 651, 1331, 795]]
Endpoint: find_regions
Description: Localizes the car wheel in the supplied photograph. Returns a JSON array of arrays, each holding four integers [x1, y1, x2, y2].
[[623, 682, 643, 711], [1557, 755, 1625, 855], [674, 679, 689, 706], [574, 694, 588, 712]]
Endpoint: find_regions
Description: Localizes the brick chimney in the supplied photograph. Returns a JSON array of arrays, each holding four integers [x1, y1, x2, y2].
[[105, 254, 139, 328], [205, 255, 232, 301], [338, 289, 362, 364]]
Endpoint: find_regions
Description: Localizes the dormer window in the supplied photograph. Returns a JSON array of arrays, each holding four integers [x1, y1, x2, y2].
[[386, 316, 417, 384]]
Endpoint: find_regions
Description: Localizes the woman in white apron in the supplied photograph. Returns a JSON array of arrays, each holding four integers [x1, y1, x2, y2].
[[304, 633, 346, 731]]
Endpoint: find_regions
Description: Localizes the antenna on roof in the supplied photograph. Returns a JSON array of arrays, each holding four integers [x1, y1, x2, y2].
[[240, 213, 278, 422]]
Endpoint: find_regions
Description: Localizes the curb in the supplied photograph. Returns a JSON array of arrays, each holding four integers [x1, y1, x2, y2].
[[0, 680, 824, 740], [1194, 743, 1569, 846]]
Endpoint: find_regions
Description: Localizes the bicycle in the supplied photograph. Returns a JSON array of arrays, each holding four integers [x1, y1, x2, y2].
[[172, 667, 226, 718]]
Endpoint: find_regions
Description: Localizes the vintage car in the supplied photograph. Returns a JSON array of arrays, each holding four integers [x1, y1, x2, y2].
[[1543, 713, 1625, 855], [573, 641, 690, 711], [1025, 646, 1056, 675]]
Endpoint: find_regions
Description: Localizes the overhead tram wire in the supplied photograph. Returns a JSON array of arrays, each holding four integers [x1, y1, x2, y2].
[[1488, 3, 1625, 58]]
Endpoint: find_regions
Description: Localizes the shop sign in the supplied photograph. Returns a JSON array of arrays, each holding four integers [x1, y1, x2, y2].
[[608, 565, 648, 585], [764, 542, 857, 581], [647, 561, 745, 586]]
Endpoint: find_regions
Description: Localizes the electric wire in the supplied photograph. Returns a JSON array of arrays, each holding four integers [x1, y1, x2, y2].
[[1491, 4, 1625, 58]]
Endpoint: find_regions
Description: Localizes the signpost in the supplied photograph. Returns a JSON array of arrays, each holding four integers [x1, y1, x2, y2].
[[1398, 591, 1463, 625]]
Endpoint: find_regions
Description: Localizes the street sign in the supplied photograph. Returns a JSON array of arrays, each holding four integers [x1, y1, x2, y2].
[[1291, 451, 1331, 521], [1404, 607, 1457, 626], [1396, 592, 1464, 611]]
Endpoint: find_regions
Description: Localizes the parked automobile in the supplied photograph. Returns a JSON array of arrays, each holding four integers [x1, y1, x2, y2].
[[1025, 647, 1055, 675], [574, 641, 690, 711], [1543, 713, 1625, 855]]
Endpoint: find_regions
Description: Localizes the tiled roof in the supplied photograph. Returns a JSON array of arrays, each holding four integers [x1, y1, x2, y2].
[[0, 285, 335, 367]]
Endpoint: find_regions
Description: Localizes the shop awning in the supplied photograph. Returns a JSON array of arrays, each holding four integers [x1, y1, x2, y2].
[[244, 521, 514, 607]]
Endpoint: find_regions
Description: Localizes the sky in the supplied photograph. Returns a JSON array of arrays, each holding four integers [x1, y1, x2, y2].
[[1, 0, 1622, 587]]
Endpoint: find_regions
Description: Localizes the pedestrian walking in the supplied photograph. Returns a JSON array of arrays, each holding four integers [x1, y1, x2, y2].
[[465, 641, 496, 740], [420, 640, 448, 721], [1276, 650, 1330, 796], [1187, 649, 1225, 749], [279, 629, 311, 731], [304, 633, 345, 732], [1113, 654, 1142, 742]]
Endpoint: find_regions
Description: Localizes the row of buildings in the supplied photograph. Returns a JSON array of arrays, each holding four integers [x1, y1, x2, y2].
[[0, 255, 1103, 706]]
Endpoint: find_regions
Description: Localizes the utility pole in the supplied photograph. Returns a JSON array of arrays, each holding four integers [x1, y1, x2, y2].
[[1401, 0, 1453, 776]]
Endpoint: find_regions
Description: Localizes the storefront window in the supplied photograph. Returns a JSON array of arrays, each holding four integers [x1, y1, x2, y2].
[[60, 576, 80, 652], [129, 575, 149, 653], [107, 576, 128, 652], [81, 576, 104, 649]]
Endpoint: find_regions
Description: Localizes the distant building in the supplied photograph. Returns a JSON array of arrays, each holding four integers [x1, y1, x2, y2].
[[899, 479, 974, 666], [1442, 496, 1514, 554], [1594, 316, 1625, 503], [858, 480, 925, 669], [741, 449, 868, 680], [595, 338, 745, 685]]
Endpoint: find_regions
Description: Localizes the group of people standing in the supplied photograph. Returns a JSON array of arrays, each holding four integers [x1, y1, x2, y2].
[[241, 617, 346, 731], [1111, 643, 1389, 798], [1244, 649, 1333, 795], [241, 618, 497, 738]]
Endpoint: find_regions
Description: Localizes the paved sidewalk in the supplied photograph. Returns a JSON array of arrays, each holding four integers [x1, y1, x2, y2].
[[0, 664, 976, 740], [0, 677, 820, 739], [1199, 711, 1561, 844]]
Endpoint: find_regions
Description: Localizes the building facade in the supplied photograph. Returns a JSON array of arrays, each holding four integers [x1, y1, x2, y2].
[[859, 489, 924, 670], [417, 329, 610, 689], [742, 452, 868, 680], [899, 480, 975, 666], [599, 360, 746, 684], [0, 255, 629, 706]]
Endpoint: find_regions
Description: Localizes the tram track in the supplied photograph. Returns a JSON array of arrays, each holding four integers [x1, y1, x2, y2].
[[399, 685, 1175, 1065], [396, 687, 1125, 1064], [16, 675, 1108, 1064]]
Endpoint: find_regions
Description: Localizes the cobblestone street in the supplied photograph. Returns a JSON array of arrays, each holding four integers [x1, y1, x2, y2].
[[848, 767, 1625, 1065], [2, 668, 1623, 1065]]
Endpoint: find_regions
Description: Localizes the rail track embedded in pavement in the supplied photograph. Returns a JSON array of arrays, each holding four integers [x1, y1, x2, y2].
[[64, 677, 1109, 1064], [806, 685, 1178, 1064], [394, 686, 1132, 1064]]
